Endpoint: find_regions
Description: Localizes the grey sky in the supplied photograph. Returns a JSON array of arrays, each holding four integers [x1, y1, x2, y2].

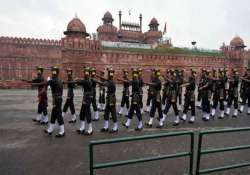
[[0, 0, 249, 49]]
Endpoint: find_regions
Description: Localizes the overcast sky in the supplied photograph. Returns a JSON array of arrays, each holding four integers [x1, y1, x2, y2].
[[0, 0, 249, 49]]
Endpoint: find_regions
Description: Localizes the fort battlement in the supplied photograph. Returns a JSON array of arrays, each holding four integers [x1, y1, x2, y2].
[[0, 36, 61, 47]]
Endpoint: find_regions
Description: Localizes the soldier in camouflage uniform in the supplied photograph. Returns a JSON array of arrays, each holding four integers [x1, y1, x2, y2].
[[98, 70, 106, 111], [138, 68, 144, 114], [62, 68, 77, 123], [180, 69, 196, 123], [177, 69, 184, 110], [225, 69, 239, 117], [23, 66, 48, 125], [196, 68, 206, 108], [145, 69, 155, 113], [69, 67, 94, 135], [98, 68, 118, 133], [118, 69, 130, 116], [145, 69, 165, 128], [162, 69, 170, 109], [122, 68, 143, 131], [239, 68, 250, 115], [162, 69, 180, 126], [210, 69, 226, 119], [30, 67, 65, 137], [199, 70, 213, 121], [90, 67, 100, 121]]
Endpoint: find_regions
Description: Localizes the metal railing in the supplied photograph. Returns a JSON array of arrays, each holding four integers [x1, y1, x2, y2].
[[196, 127, 250, 175], [89, 131, 195, 175]]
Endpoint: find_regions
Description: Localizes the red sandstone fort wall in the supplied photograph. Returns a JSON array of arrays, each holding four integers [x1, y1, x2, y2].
[[0, 37, 62, 80], [0, 36, 247, 87], [62, 49, 246, 82]]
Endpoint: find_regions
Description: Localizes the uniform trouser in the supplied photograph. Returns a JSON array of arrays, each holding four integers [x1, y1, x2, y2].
[[80, 103, 91, 123], [183, 98, 195, 116], [197, 90, 202, 102], [63, 97, 75, 114], [128, 104, 142, 121], [120, 94, 130, 108], [202, 97, 211, 113], [51, 97, 64, 125], [104, 104, 117, 123], [178, 88, 182, 105], [241, 90, 250, 107], [212, 95, 224, 110], [227, 94, 238, 109], [139, 94, 143, 109], [224, 90, 228, 101], [91, 93, 98, 111], [162, 92, 167, 105], [99, 90, 105, 104], [38, 101, 48, 116], [240, 89, 245, 100], [163, 98, 179, 116], [150, 98, 163, 118], [146, 93, 153, 106]]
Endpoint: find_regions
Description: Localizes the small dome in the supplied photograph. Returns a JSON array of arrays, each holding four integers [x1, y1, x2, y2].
[[67, 17, 86, 33], [64, 17, 89, 37], [102, 11, 113, 23], [149, 18, 159, 26], [103, 11, 113, 19], [230, 36, 245, 47]]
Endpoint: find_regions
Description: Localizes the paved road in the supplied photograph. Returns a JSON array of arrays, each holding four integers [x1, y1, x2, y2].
[[1, 88, 250, 175]]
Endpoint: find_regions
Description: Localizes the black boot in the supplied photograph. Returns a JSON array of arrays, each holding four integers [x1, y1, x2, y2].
[[100, 128, 109, 132], [145, 122, 153, 127], [76, 129, 85, 134], [109, 129, 118, 133], [84, 131, 93, 136], [55, 133, 65, 138], [44, 129, 52, 135], [69, 119, 76, 124], [135, 127, 143, 131]]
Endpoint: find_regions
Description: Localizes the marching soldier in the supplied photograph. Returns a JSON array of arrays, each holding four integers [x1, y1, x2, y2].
[[97, 68, 118, 133], [98, 70, 106, 111], [210, 69, 226, 119], [225, 69, 239, 117], [67, 67, 94, 135], [145, 69, 165, 128], [62, 68, 77, 123], [118, 69, 130, 116], [138, 68, 144, 114], [239, 67, 248, 103], [122, 68, 143, 131], [90, 67, 100, 121], [162, 69, 180, 126], [32, 67, 65, 137], [224, 68, 229, 104], [196, 68, 206, 108], [180, 69, 196, 123], [210, 69, 217, 108], [239, 68, 250, 115], [22, 66, 48, 124], [199, 70, 213, 121], [162, 69, 170, 109], [177, 69, 184, 110], [145, 69, 155, 113]]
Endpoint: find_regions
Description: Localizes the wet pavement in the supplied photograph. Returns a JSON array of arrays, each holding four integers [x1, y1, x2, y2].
[[1, 87, 250, 175]]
